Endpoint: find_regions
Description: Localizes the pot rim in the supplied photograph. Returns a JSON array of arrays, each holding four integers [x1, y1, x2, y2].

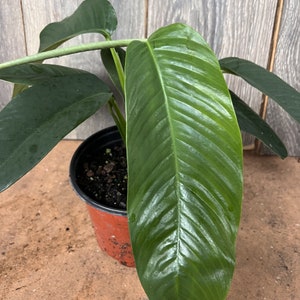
[[69, 126, 127, 217]]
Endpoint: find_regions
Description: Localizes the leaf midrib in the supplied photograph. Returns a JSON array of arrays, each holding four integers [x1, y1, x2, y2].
[[145, 41, 182, 284]]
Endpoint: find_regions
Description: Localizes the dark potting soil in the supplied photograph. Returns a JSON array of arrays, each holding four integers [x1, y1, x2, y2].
[[76, 144, 128, 210]]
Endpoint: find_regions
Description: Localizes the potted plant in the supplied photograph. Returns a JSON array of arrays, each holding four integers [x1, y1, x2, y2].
[[0, 0, 299, 299], [69, 125, 135, 267]]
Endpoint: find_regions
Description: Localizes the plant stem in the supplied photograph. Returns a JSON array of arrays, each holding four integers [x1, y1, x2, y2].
[[0, 39, 144, 70], [109, 47, 125, 92], [108, 97, 126, 142]]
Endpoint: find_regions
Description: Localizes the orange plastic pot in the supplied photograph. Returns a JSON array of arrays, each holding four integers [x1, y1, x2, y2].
[[86, 203, 134, 267], [70, 126, 135, 267]]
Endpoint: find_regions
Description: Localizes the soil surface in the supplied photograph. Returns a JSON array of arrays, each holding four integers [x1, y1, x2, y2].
[[0, 141, 299, 300], [76, 143, 127, 210]]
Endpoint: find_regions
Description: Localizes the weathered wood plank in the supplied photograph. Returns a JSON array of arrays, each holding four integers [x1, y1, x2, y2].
[[0, 1, 26, 109], [147, 0, 278, 147], [264, 0, 300, 156]]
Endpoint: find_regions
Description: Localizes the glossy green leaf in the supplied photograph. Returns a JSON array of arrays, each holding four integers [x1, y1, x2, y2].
[[0, 73, 111, 191], [0, 63, 89, 85], [1, 63, 91, 99], [220, 57, 300, 123], [39, 0, 117, 52], [126, 24, 243, 300], [230, 91, 288, 158], [101, 47, 126, 97]]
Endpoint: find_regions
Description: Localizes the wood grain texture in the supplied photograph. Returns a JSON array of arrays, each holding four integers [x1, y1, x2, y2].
[[264, 0, 300, 156], [0, 1, 26, 109], [147, 0, 278, 146]]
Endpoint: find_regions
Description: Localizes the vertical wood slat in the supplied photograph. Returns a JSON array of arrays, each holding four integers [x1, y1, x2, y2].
[[263, 0, 300, 156], [0, 1, 26, 109]]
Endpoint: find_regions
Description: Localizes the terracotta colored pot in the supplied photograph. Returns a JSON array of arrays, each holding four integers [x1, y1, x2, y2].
[[86, 204, 134, 267], [69, 126, 135, 267]]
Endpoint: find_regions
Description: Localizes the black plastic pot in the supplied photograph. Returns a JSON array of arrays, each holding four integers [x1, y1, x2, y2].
[[69, 126, 135, 267]]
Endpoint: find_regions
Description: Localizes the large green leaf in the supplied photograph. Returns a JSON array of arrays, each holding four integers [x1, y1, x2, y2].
[[220, 57, 300, 123], [2, 63, 92, 107], [0, 73, 111, 191], [39, 0, 117, 52], [126, 24, 243, 299], [0, 63, 89, 85], [230, 91, 288, 158]]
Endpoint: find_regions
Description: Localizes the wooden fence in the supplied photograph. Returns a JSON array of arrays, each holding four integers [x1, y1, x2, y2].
[[0, 0, 299, 155]]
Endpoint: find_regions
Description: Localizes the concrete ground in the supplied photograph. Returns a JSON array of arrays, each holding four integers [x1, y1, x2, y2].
[[0, 141, 299, 299]]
